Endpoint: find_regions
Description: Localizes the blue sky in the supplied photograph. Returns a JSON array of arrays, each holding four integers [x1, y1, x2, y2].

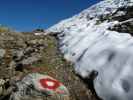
[[0, 0, 101, 31]]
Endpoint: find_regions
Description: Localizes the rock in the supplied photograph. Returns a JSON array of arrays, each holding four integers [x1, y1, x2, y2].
[[21, 55, 41, 65], [0, 49, 5, 58], [9, 73, 69, 100], [0, 79, 6, 96], [0, 79, 5, 86]]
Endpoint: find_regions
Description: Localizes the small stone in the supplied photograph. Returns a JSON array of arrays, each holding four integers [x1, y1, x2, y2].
[[0, 49, 5, 58]]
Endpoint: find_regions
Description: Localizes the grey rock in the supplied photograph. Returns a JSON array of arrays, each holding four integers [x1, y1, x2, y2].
[[9, 73, 69, 100], [0, 49, 5, 58]]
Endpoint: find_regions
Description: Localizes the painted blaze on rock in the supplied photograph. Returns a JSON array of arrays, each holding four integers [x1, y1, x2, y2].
[[31, 73, 69, 96], [10, 73, 69, 100], [38, 76, 68, 95]]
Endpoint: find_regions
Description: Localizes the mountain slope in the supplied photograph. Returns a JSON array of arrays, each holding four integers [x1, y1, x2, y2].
[[48, 0, 133, 100], [0, 30, 100, 100]]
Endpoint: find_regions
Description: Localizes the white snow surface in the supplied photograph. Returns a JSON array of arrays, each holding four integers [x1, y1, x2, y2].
[[48, 0, 133, 100]]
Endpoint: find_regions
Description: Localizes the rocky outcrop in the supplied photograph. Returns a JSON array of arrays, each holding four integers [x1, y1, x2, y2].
[[0, 32, 46, 79]]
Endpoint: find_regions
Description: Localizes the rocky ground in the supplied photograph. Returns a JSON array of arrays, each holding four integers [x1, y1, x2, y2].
[[0, 31, 99, 100]]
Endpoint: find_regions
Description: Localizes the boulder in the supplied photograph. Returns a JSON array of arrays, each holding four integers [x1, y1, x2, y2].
[[10, 73, 69, 100]]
